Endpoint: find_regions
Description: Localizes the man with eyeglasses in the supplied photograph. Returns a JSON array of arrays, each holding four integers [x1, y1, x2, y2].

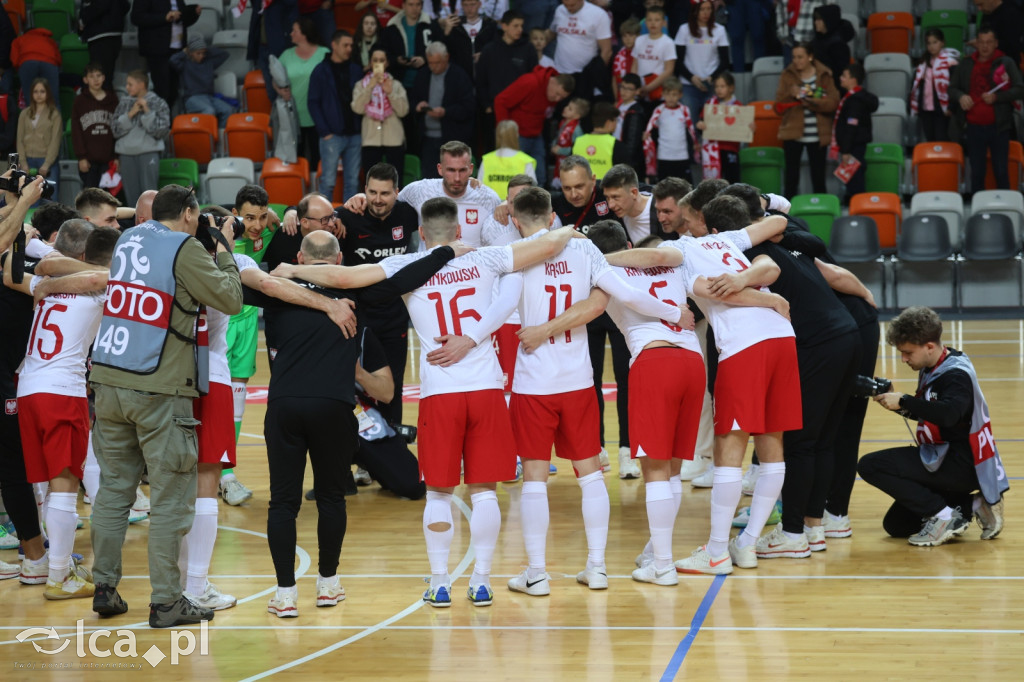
[[263, 194, 342, 272]]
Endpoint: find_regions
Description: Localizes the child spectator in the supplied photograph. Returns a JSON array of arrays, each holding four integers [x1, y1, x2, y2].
[[632, 5, 675, 101], [355, 12, 383, 70], [72, 64, 118, 190], [829, 63, 878, 203], [530, 28, 554, 69], [910, 29, 960, 142], [615, 73, 648, 174], [171, 35, 234, 127], [552, 97, 589, 185], [643, 77, 696, 183], [572, 101, 623, 180], [612, 18, 641, 101], [112, 70, 171, 206], [16, 78, 62, 199], [698, 72, 743, 183]]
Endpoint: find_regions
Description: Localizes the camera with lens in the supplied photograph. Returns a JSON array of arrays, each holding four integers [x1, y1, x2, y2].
[[852, 375, 893, 398], [200, 212, 245, 240], [0, 154, 56, 201]]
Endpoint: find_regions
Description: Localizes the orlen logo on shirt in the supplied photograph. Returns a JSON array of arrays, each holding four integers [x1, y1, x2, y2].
[[103, 281, 172, 328]]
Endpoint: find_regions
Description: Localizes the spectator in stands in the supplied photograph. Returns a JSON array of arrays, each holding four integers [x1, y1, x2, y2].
[[477, 10, 536, 151], [310, 30, 365, 203], [439, 0, 498, 79], [830, 63, 877, 203], [494, 67, 574, 189], [411, 42, 476, 178], [549, 0, 613, 100], [775, 42, 838, 198], [479, 120, 537, 198], [612, 18, 640, 102], [0, 10, 13, 97], [80, 0, 132, 87], [614, 73, 648, 174], [948, 26, 1024, 194], [10, 27, 61, 111], [574, 101, 624, 180], [381, 0, 434, 92], [355, 12, 384, 70], [552, 98, 588, 186], [16, 79, 61, 199], [112, 70, 171, 207], [531, 27, 555, 69], [353, 48, 410, 182], [278, 17, 331, 170], [674, 0, 729, 138], [642, 78, 696, 183], [299, 0, 336, 46], [973, 0, 1023, 66], [697, 72, 743, 183], [131, 0, 201, 107], [775, 0, 828, 62], [356, 0, 402, 26], [809, 4, 854, 94], [910, 29, 960, 143], [247, 0, 301, 102], [0, 83, 17, 167], [171, 36, 235, 127], [631, 5, 675, 102], [72, 65, 119, 191], [724, 0, 769, 72]]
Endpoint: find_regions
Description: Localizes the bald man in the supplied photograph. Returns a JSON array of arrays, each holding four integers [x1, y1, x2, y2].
[[135, 190, 157, 225]]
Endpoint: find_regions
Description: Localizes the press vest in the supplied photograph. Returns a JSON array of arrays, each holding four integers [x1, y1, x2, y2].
[[480, 151, 535, 200], [572, 133, 616, 179], [92, 221, 208, 393]]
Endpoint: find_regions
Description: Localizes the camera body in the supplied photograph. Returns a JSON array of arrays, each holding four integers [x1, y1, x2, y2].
[[199, 212, 245, 240], [0, 153, 56, 200], [852, 375, 893, 398]]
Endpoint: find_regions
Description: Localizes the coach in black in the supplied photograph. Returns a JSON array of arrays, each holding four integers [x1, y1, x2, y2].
[[339, 163, 419, 425]]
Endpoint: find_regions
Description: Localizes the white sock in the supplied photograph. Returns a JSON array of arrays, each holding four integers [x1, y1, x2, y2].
[[231, 381, 246, 435], [33, 482, 48, 539], [45, 493, 78, 583], [469, 490, 501, 587], [182, 497, 219, 595], [739, 461, 785, 547], [83, 436, 100, 503], [783, 530, 805, 541], [708, 466, 743, 556], [578, 470, 609, 569], [669, 475, 683, 514], [645, 481, 675, 570], [520, 481, 549, 578], [423, 491, 453, 589], [936, 506, 953, 521], [276, 585, 298, 600]]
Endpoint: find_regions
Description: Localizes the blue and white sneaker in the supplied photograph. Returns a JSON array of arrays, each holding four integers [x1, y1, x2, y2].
[[549, 463, 558, 475], [0, 522, 18, 550], [423, 584, 452, 608], [467, 584, 493, 606]]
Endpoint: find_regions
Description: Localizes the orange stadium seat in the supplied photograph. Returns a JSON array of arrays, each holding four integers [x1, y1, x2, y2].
[[850, 192, 903, 250], [912, 142, 964, 193], [867, 12, 914, 55], [750, 101, 782, 148], [260, 157, 310, 207], [225, 113, 272, 164], [243, 70, 272, 116], [985, 140, 1024, 191], [170, 114, 219, 166], [316, 160, 347, 204]]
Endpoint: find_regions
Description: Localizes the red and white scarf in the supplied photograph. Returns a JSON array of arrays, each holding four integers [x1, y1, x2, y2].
[[699, 96, 739, 180], [828, 86, 860, 161], [612, 47, 633, 85], [910, 48, 958, 115], [361, 72, 395, 122], [643, 103, 695, 178]]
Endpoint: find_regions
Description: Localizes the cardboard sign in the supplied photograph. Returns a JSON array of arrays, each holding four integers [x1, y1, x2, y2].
[[702, 104, 754, 143]]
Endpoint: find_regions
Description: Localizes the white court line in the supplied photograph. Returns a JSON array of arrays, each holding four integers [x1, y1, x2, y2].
[[238, 494, 477, 682], [99, 573, 1024, 581]]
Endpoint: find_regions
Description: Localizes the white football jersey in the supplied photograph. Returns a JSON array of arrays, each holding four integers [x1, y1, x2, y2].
[[398, 179, 502, 248], [381, 246, 515, 398], [481, 215, 523, 325], [606, 264, 702, 363], [660, 230, 793, 361], [17, 287, 105, 398], [205, 254, 257, 387]]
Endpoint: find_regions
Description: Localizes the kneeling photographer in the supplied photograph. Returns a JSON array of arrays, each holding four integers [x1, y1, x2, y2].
[[857, 307, 1008, 547]]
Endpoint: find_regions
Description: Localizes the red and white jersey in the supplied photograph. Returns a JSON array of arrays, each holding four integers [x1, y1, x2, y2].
[[381, 246, 515, 398], [208, 254, 257, 386], [632, 33, 675, 78], [511, 233, 614, 395], [398, 179, 502, 248], [17, 285, 105, 399], [660, 230, 793, 361], [605, 264, 702, 363], [481, 215, 523, 325]]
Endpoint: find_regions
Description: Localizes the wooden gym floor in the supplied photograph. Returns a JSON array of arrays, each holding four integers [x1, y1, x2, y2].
[[0, 319, 1021, 680]]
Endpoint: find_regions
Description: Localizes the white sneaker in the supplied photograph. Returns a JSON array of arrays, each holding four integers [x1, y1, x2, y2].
[[19, 553, 48, 585], [741, 464, 759, 496], [507, 569, 550, 596], [598, 448, 611, 473], [631, 562, 679, 586], [353, 468, 372, 486], [220, 477, 253, 506], [128, 509, 149, 524], [823, 513, 852, 539], [635, 551, 653, 568], [0, 523, 19, 550], [805, 525, 826, 552], [732, 506, 751, 528], [618, 448, 640, 479], [576, 565, 608, 590], [678, 456, 709, 481], [316, 576, 346, 607], [132, 486, 151, 512], [674, 545, 733, 575], [691, 465, 714, 488], [755, 526, 811, 559], [0, 558, 19, 580], [186, 581, 237, 610], [728, 536, 757, 569], [268, 589, 298, 617]]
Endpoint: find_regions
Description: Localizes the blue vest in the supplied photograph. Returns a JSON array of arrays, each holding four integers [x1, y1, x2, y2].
[[92, 221, 209, 393]]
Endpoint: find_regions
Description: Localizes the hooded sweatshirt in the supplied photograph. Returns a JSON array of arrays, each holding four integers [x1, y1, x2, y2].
[[810, 4, 854, 90], [493, 66, 561, 138], [71, 89, 118, 163], [476, 33, 538, 106], [112, 90, 171, 155]]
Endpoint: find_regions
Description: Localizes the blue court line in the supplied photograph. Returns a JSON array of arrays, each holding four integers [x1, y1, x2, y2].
[[660, 574, 727, 681]]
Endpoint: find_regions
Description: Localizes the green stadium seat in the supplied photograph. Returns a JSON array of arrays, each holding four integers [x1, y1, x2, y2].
[[920, 10, 968, 54], [158, 158, 201, 191], [739, 147, 784, 195], [404, 154, 421, 186], [790, 194, 841, 243], [59, 34, 90, 80], [31, 0, 74, 41], [864, 143, 904, 195]]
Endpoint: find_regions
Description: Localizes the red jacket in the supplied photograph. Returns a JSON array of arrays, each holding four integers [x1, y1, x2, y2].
[[11, 29, 61, 69], [494, 66, 559, 138]]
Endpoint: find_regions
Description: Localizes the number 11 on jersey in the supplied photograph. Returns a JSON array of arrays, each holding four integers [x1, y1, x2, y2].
[[544, 284, 572, 344]]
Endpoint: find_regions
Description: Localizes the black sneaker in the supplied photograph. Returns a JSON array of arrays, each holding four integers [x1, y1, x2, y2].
[[93, 584, 128, 616], [149, 595, 215, 628]]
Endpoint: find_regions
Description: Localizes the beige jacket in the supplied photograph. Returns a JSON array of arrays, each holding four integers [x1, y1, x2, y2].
[[352, 76, 410, 148], [16, 106, 62, 170], [774, 61, 839, 145]]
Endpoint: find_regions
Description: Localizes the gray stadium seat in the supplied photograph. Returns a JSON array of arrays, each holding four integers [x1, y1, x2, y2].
[[872, 97, 908, 147], [865, 53, 912, 100], [910, 191, 964, 252], [212, 30, 252, 81], [751, 57, 784, 103], [958, 213, 1022, 309], [115, 32, 146, 74], [204, 157, 255, 206], [893, 214, 956, 310], [58, 161, 83, 207], [970, 190, 1024, 247], [192, 0, 223, 43], [830, 215, 888, 309]]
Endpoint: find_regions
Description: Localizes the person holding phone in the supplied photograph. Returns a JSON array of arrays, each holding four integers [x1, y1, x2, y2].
[[352, 48, 410, 182]]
